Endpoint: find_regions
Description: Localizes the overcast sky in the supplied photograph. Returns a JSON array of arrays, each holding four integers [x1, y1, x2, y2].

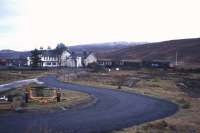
[[0, 0, 200, 51]]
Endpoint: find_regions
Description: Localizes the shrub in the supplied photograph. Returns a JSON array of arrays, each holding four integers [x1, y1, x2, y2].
[[115, 76, 126, 89], [153, 120, 168, 129], [152, 77, 160, 82], [142, 120, 168, 130], [177, 98, 191, 109], [87, 63, 105, 73], [182, 102, 190, 109]]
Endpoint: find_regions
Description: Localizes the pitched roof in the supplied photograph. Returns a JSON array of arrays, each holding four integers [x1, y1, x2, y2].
[[40, 49, 71, 56], [40, 50, 57, 57], [69, 51, 94, 59]]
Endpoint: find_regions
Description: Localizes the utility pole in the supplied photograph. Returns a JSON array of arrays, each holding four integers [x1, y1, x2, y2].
[[67, 68, 70, 82], [64, 69, 66, 81], [175, 51, 178, 66]]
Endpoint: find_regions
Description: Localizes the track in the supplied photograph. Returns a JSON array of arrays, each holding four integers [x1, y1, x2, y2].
[[0, 75, 178, 133]]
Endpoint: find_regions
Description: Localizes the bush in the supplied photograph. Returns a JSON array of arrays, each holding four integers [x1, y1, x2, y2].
[[115, 76, 126, 89], [152, 120, 168, 129], [152, 77, 160, 82], [87, 63, 105, 72], [177, 98, 191, 109], [182, 102, 190, 109], [143, 120, 168, 130]]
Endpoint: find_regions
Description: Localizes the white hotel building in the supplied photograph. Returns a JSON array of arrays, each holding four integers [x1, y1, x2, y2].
[[27, 49, 97, 68]]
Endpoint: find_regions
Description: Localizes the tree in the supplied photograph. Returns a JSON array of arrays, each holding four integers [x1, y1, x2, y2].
[[30, 49, 42, 68], [18, 55, 27, 67], [54, 43, 68, 67]]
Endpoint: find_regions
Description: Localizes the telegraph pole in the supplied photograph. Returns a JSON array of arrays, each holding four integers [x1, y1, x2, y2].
[[175, 51, 178, 66]]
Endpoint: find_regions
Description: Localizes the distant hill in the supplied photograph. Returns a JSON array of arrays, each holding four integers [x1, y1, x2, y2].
[[99, 38, 200, 66], [0, 50, 30, 59], [0, 42, 140, 59], [1, 38, 200, 67], [69, 42, 142, 53]]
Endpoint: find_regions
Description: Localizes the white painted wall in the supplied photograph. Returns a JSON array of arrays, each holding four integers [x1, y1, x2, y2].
[[61, 51, 71, 66], [66, 58, 75, 67], [43, 61, 58, 67], [27, 50, 96, 68], [76, 57, 82, 67], [27, 56, 31, 66], [84, 53, 97, 66], [61, 51, 70, 60]]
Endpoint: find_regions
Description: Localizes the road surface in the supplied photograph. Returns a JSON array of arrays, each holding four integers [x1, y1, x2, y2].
[[0, 75, 178, 133]]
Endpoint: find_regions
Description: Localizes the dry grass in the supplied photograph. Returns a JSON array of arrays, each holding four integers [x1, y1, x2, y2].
[[0, 83, 92, 112], [27, 89, 92, 111], [59, 69, 200, 133], [0, 70, 50, 84]]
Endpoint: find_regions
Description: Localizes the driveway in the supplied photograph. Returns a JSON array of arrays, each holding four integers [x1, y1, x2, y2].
[[0, 75, 178, 133]]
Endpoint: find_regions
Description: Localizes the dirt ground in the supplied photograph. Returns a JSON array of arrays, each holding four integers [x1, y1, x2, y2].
[[59, 68, 200, 133]]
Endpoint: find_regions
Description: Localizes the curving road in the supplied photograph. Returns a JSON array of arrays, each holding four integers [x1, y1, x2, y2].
[[0, 75, 178, 133]]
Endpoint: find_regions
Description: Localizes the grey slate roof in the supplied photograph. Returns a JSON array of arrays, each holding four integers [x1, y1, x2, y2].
[[70, 51, 93, 59], [40, 50, 57, 57]]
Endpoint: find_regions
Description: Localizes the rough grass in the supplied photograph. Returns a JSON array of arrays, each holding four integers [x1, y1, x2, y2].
[[0, 84, 92, 112], [0, 70, 49, 84], [27, 89, 91, 111], [59, 69, 200, 133]]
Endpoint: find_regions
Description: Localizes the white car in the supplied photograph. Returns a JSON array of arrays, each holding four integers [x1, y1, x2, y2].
[[0, 96, 8, 101]]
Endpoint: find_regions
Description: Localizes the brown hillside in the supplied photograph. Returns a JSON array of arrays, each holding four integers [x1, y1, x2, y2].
[[98, 38, 200, 66]]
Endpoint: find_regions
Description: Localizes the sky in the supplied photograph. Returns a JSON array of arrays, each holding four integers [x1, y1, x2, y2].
[[0, 0, 200, 51]]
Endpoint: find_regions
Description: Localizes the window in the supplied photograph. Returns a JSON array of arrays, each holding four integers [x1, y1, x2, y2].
[[47, 62, 51, 65]]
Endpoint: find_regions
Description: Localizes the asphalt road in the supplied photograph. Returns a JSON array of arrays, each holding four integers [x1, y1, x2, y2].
[[0, 75, 178, 133]]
